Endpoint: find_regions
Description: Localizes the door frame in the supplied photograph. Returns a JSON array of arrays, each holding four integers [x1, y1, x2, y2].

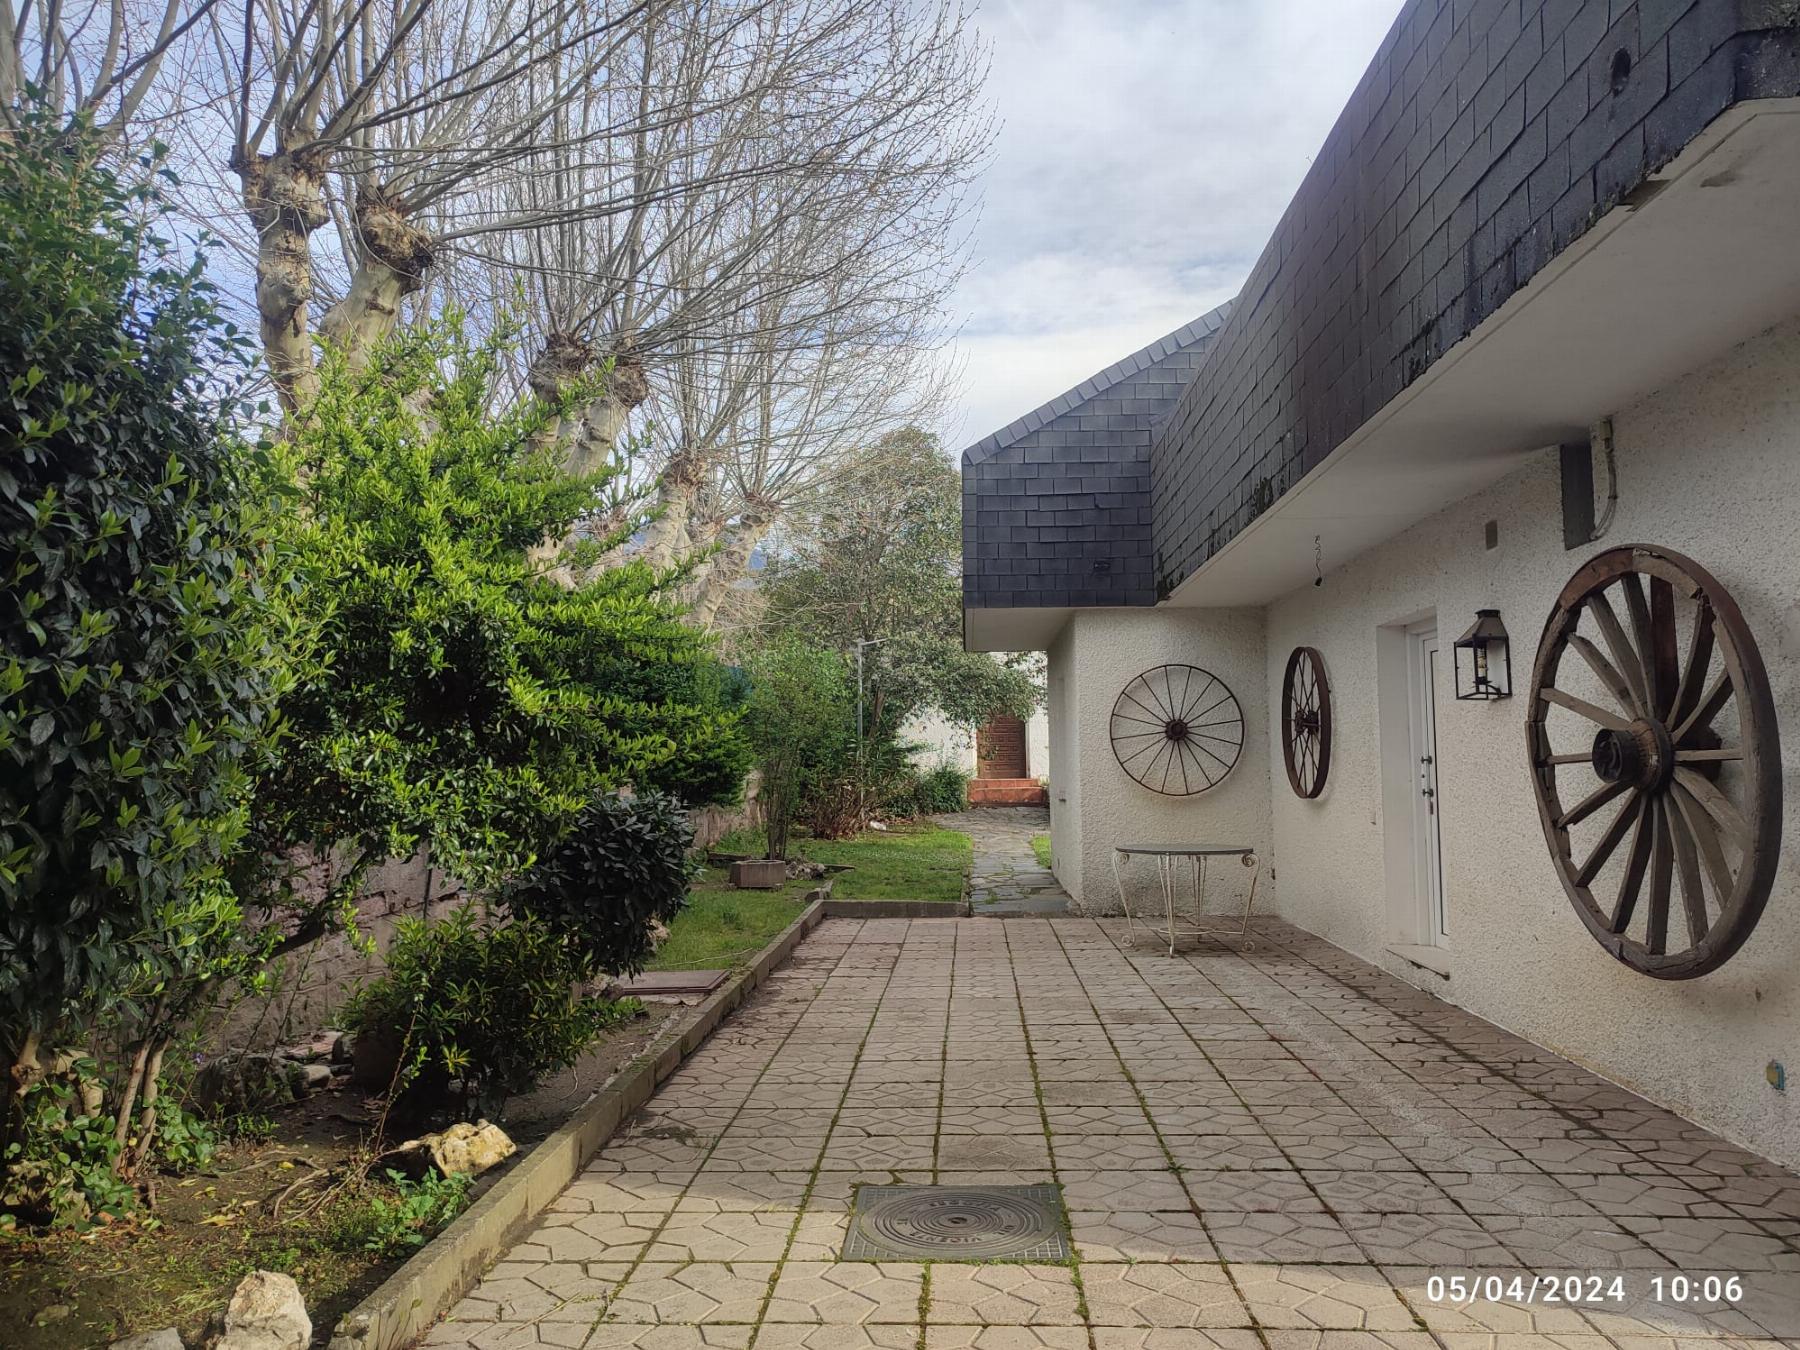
[[1376, 611, 1449, 960], [1405, 622, 1448, 947]]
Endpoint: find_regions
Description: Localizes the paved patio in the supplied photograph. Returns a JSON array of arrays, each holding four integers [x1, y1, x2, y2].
[[424, 917, 1800, 1348]]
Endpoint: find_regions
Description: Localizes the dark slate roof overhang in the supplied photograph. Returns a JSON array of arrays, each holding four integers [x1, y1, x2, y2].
[[960, 302, 1233, 641], [1148, 0, 1800, 600]]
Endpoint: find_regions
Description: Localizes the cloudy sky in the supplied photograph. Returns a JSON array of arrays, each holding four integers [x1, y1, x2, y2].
[[943, 0, 1406, 450]]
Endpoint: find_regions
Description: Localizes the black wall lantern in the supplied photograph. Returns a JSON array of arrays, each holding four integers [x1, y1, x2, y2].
[[1453, 609, 1512, 700]]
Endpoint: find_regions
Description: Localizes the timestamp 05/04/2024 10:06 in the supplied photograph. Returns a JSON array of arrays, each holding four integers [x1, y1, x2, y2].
[[1427, 1274, 1750, 1306]]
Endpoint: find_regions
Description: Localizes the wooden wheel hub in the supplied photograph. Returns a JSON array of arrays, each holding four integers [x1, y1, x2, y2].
[[1590, 720, 1671, 791]]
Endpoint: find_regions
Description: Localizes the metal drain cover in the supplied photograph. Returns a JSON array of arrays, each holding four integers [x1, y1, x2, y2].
[[843, 1184, 1068, 1261]]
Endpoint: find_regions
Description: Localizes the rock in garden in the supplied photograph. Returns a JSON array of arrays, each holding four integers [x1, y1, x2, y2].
[[297, 1062, 333, 1092], [110, 1328, 185, 1350], [203, 1271, 310, 1350], [191, 1054, 300, 1117], [379, 1120, 515, 1179], [349, 1023, 404, 1089]]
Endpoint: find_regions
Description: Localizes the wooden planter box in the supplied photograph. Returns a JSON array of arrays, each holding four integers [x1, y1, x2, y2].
[[730, 859, 787, 890]]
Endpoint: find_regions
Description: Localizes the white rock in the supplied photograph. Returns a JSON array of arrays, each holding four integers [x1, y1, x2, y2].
[[111, 1329, 185, 1350], [205, 1271, 310, 1350], [381, 1119, 516, 1180]]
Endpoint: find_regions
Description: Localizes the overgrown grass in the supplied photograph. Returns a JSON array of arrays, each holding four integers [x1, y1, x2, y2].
[[646, 882, 809, 972], [1030, 833, 1053, 869]]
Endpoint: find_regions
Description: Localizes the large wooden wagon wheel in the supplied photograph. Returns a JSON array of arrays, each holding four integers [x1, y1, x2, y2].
[[1281, 646, 1332, 799], [1527, 545, 1781, 979], [1109, 664, 1244, 796]]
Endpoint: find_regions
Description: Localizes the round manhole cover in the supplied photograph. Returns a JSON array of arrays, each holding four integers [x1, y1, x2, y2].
[[846, 1185, 1067, 1261]]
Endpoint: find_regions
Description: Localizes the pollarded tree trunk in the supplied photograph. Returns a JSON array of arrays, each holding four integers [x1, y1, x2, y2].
[[234, 147, 331, 414], [527, 330, 599, 454], [638, 447, 709, 570], [688, 504, 774, 630], [319, 189, 437, 368], [565, 348, 650, 479]]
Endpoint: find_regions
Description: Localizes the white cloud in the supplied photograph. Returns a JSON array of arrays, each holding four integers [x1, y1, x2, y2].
[[941, 0, 1405, 451]]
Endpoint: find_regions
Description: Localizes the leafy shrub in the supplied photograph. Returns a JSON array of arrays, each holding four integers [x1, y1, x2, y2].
[[0, 1080, 134, 1226], [741, 639, 857, 858], [0, 114, 296, 1164], [155, 1099, 221, 1174], [325, 1168, 472, 1256], [343, 907, 639, 1115], [886, 763, 969, 816], [253, 314, 738, 948], [505, 790, 697, 978]]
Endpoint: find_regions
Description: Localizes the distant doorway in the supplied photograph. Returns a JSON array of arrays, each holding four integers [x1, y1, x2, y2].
[[976, 714, 1028, 779]]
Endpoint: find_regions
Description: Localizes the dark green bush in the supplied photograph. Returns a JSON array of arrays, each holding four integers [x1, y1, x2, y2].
[[504, 790, 697, 978], [887, 763, 969, 816], [0, 114, 294, 1159], [343, 907, 640, 1115]]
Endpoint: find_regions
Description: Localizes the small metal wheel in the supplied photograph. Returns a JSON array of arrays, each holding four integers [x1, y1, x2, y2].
[[1526, 545, 1782, 979], [1281, 646, 1332, 799], [1108, 664, 1244, 795]]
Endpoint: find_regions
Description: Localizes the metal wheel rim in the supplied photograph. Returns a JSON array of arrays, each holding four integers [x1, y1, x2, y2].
[[1108, 664, 1244, 796], [1526, 544, 1781, 979], [1281, 646, 1332, 799]]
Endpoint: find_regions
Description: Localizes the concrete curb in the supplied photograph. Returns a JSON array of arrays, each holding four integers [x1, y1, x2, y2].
[[822, 898, 968, 918], [327, 900, 827, 1350]]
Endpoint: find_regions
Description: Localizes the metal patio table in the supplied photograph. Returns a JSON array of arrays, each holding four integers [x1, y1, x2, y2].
[[1111, 844, 1261, 956]]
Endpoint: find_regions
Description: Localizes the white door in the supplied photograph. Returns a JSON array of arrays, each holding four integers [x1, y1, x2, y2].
[[1408, 626, 1447, 945]]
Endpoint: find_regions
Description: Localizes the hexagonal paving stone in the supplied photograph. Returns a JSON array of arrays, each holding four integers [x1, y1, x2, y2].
[[925, 1264, 1083, 1326], [1206, 1211, 1361, 1264], [924, 1328, 1090, 1349], [762, 1261, 926, 1324], [1070, 1209, 1217, 1263], [1080, 1263, 1251, 1329], [1229, 1265, 1417, 1331], [606, 1262, 776, 1324], [643, 1210, 796, 1262]]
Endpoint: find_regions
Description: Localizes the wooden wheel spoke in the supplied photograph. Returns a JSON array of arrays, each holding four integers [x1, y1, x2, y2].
[[1586, 590, 1652, 717], [1669, 603, 1716, 730], [1541, 753, 1592, 766], [1607, 796, 1654, 934], [1675, 748, 1741, 763], [1540, 686, 1632, 732], [1647, 575, 1680, 719], [1666, 796, 1712, 948], [1645, 798, 1673, 955], [1567, 633, 1641, 719], [1670, 778, 1737, 909], [1672, 672, 1733, 744], [1557, 778, 1628, 830], [1576, 792, 1643, 888], [1672, 766, 1749, 850]]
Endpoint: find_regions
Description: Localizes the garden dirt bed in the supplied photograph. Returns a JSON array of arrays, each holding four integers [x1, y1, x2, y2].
[[0, 1001, 687, 1350]]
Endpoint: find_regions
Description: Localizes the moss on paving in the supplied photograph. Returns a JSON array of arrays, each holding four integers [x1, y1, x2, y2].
[[1029, 833, 1052, 869]]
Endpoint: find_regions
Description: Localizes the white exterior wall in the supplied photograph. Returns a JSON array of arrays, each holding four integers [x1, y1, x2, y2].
[[1261, 316, 1800, 1169], [1047, 621, 1084, 901], [903, 708, 978, 775], [1057, 607, 1274, 916]]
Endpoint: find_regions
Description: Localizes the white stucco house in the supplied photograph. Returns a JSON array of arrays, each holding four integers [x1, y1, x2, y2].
[[962, 2, 1800, 1169]]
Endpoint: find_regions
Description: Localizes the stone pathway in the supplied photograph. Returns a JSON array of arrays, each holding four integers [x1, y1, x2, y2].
[[425, 916, 1800, 1348], [934, 807, 1070, 916]]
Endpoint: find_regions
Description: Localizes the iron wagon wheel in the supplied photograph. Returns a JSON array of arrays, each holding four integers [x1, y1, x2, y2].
[[1526, 544, 1781, 979], [1281, 646, 1332, 799], [1109, 664, 1244, 796]]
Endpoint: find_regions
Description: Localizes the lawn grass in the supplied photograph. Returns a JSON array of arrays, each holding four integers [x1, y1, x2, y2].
[[646, 878, 809, 972], [1030, 833, 1053, 869], [646, 820, 973, 973], [714, 821, 971, 902]]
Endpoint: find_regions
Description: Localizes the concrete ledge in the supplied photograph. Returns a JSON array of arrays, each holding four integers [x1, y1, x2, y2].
[[327, 900, 827, 1350], [822, 898, 969, 918]]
